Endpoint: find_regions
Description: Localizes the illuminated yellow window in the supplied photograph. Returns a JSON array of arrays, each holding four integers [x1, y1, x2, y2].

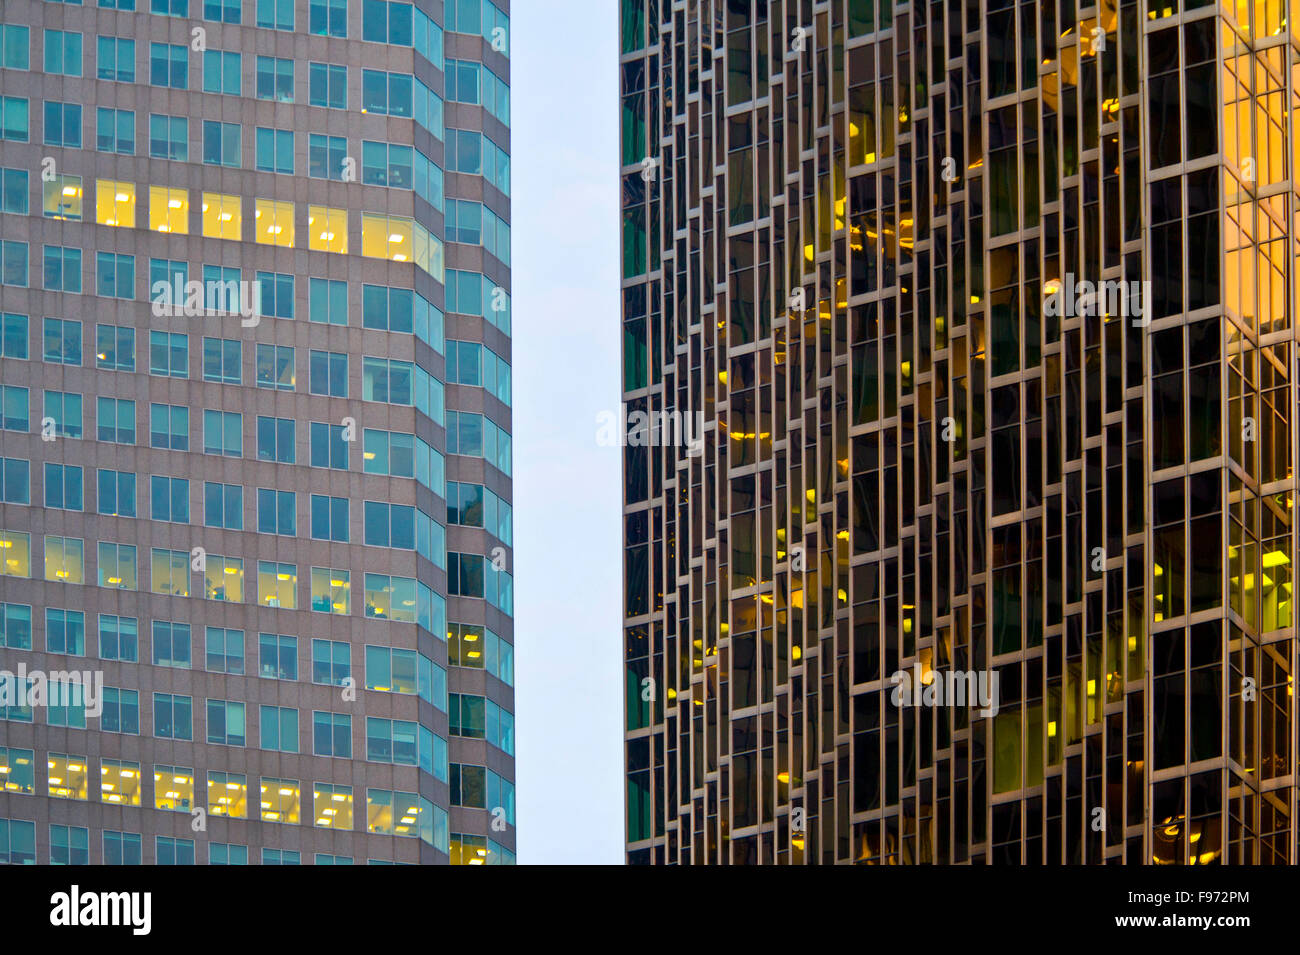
[[0, 531, 31, 577], [308, 205, 348, 253], [311, 567, 351, 615], [261, 777, 300, 823], [154, 765, 195, 811], [149, 186, 189, 234], [258, 560, 297, 609], [204, 554, 244, 602], [96, 179, 136, 227], [201, 192, 242, 240], [313, 782, 354, 829], [43, 175, 83, 220], [48, 753, 88, 800], [44, 535, 85, 584], [255, 198, 295, 247], [101, 758, 141, 806], [362, 212, 413, 261], [208, 770, 248, 818], [0, 746, 35, 794]]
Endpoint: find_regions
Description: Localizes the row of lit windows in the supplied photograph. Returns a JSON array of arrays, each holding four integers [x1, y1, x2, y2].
[[0, 532, 450, 626]]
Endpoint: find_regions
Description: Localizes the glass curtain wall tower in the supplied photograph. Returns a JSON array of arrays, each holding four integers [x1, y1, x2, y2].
[[0, 0, 514, 865], [621, 0, 1298, 864]]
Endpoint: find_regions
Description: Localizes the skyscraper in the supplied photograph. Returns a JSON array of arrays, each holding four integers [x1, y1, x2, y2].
[[621, 0, 1292, 864], [0, 0, 514, 865]]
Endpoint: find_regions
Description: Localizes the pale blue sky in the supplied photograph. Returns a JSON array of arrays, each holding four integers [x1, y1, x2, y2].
[[512, 1, 624, 864]]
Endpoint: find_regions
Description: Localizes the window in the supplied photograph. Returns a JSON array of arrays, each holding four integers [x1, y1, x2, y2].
[[0, 747, 35, 796], [99, 614, 138, 661], [257, 271, 294, 319], [362, 141, 413, 188], [0, 819, 36, 864], [148, 113, 187, 161], [310, 422, 349, 469], [256, 416, 296, 464], [150, 475, 189, 523], [361, 212, 443, 279], [0, 603, 32, 648], [42, 318, 81, 366], [211, 843, 247, 865], [48, 825, 88, 865], [203, 409, 242, 457], [202, 337, 242, 384], [360, 286, 413, 333], [150, 548, 190, 597], [255, 199, 295, 246], [446, 128, 511, 196], [365, 645, 419, 693], [310, 495, 350, 542], [363, 428, 414, 476], [256, 56, 294, 101], [255, 344, 295, 391], [313, 712, 352, 757], [96, 36, 133, 81], [44, 391, 83, 438], [96, 324, 136, 371], [201, 194, 242, 240], [364, 501, 415, 549], [258, 561, 298, 609], [44, 537, 85, 583], [207, 772, 247, 819], [1, 170, 28, 215], [96, 397, 136, 444], [153, 692, 192, 739], [362, 69, 412, 116], [258, 632, 298, 680], [152, 621, 191, 669], [203, 49, 241, 94], [95, 179, 136, 227], [104, 832, 142, 865], [365, 717, 419, 765], [149, 258, 187, 301], [309, 62, 346, 108], [0, 385, 28, 431], [204, 0, 240, 22], [310, 0, 348, 36], [149, 403, 189, 450], [311, 568, 351, 614], [95, 107, 135, 153], [96, 252, 135, 298], [44, 30, 82, 76], [204, 265, 244, 311], [257, 488, 296, 535], [313, 785, 354, 830], [1, 313, 26, 360], [260, 706, 299, 752], [0, 97, 30, 142], [45, 608, 85, 655], [203, 482, 243, 530], [97, 469, 136, 517], [153, 766, 194, 813], [202, 120, 240, 167], [308, 134, 348, 181], [366, 789, 432, 840], [43, 175, 81, 220], [0, 531, 30, 580], [43, 245, 82, 292], [151, 0, 189, 15], [309, 278, 347, 325], [99, 758, 140, 807], [0, 25, 29, 70], [308, 205, 347, 252], [207, 700, 246, 746], [362, 357, 413, 404], [0, 458, 28, 505], [205, 627, 244, 674], [149, 42, 188, 88], [149, 331, 187, 377], [307, 646, 353, 705], [260, 778, 300, 823], [309, 350, 348, 397], [257, 0, 294, 29], [255, 127, 294, 174], [102, 687, 139, 734], [156, 837, 195, 865], [48, 754, 89, 799], [446, 58, 510, 126], [149, 186, 188, 234], [43, 463, 83, 511]]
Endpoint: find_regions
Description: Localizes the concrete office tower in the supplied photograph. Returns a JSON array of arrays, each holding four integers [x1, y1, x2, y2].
[[621, 0, 1293, 864], [0, 0, 514, 865]]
